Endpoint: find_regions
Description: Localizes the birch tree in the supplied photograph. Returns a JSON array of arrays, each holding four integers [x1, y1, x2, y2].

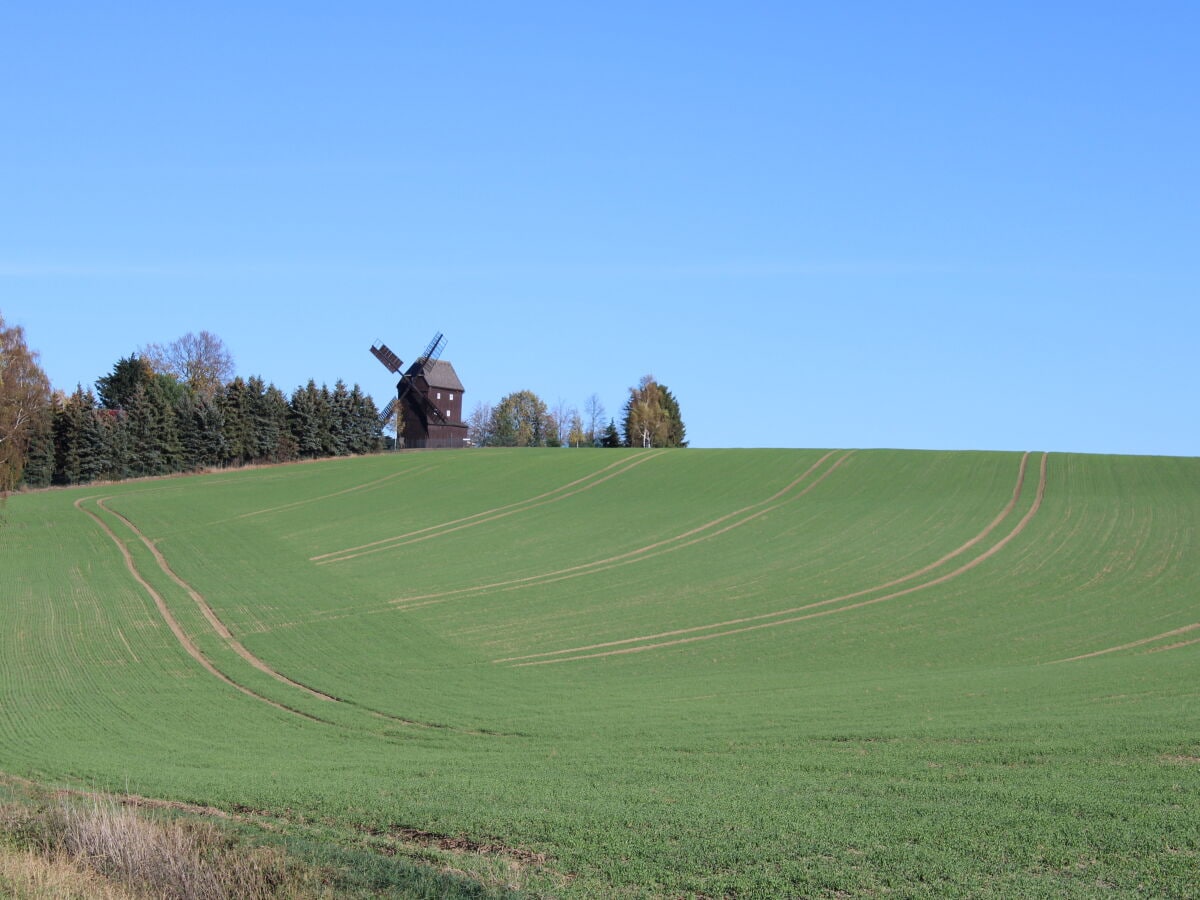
[[0, 314, 52, 492]]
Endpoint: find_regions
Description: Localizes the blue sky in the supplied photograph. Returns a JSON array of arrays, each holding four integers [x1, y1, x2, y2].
[[2, 2, 1196, 454]]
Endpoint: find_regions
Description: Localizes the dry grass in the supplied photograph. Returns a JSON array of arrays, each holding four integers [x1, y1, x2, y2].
[[0, 843, 141, 899], [1, 796, 316, 900]]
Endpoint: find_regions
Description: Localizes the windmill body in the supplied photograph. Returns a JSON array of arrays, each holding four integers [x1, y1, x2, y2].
[[370, 333, 468, 449]]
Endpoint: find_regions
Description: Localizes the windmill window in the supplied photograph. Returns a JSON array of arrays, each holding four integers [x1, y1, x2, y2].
[[449, 393, 455, 400], [436, 392, 442, 400]]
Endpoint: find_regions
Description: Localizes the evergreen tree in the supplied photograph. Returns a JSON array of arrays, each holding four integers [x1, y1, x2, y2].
[[600, 418, 622, 448], [262, 383, 298, 462], [19, 400, 55, 488], [125, 381, 181, 476], [96, 355, 153, 410], [220, 377, 256, 466], [328, 380, 352, 456], [346, 384, 382, 455], [289, 381, 325, 459], [97, 408, 132, 481], [246, 376, 278, 462], [53, 387, 110, 484], [177, 390, 226, 470]]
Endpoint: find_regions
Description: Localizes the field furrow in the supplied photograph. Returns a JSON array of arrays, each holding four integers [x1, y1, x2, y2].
[[311, 449, 666, 564], [506, 453, 1049, 665], [5, 448, 1196, 899]]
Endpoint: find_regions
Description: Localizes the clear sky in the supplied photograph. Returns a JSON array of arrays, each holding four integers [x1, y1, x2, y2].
[[3, 2, 1196, 455]]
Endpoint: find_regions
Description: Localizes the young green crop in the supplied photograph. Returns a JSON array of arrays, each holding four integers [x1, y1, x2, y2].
[[2, 449, 1197, 897]]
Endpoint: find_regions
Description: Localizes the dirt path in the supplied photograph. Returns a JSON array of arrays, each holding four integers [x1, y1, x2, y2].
[[312, 451, 666, 565], [500, 451, 1033, 663], [96, 498, 338, 702], [1050, 622, 1200, 663], [507, 452, 1049, 666], [388, 451, 851, 613], [75, 499, 328, 722], [78, 496, 505, 734]]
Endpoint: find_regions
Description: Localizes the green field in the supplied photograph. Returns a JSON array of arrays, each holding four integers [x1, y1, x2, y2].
[[2, 448, 1198, 897]]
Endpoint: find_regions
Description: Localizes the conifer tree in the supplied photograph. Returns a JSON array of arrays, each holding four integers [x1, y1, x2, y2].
[[289, 381, 325, 458], [19, 401, 55, 488], [346, 384, 382, 455], [220, 377, 255, 465], [329, 380, 352, 456], [601, 418, 622, 448], [262, 383, 297, 462], [96, 355, 153, 410]]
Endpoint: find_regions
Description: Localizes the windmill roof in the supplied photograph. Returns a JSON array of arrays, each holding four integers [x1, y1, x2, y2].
[[422, 359, 464, 392]]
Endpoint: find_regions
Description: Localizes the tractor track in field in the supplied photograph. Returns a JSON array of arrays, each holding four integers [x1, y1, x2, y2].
[[497, 450, 1035, 663], [79, 496, 505, 735], [1049, 622, 1200, 663], [95, 499, 338, 703], [311, 450, 666, 565], [503, 451, 1049, 667], [75, 498, 330, 723], [386, 450, 852, 614]]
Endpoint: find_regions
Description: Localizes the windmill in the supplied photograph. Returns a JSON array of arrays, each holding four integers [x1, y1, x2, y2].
[[370, 332, 467, 449]]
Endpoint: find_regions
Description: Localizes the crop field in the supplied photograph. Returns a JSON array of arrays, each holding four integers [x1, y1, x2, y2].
[[2, 448, 1198, 897]]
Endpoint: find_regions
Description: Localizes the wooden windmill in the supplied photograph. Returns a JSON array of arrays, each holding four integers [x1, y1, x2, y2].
[[370, 332, 467, 449]]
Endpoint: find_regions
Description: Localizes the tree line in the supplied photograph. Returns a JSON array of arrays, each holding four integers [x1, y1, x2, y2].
[[2, 313, 690, 492], [1, 317, 384, 490], [467, 375, 686, 449]]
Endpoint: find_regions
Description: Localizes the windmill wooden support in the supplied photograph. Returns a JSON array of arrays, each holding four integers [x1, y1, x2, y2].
[[370, 332, 468, 449]]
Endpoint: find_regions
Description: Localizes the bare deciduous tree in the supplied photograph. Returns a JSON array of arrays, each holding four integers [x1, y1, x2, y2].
[[466, 401, 493, 446], [549, 398, 576, 448], [584, 393, 605, 446], [141, 331, 234, 401], [0, 313, 52, 493]]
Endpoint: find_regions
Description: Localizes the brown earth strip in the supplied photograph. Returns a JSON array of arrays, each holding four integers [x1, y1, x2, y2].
[[75, 499, 328, 723], [501, 451, 1032, 663], [81, 497, 507, 735], [391, 451, 849, 613], [96, 498, 337, 703], [1051, 622, 1200, 663], [511, 452, 1049, 666], [311, 451, 665, 564], [1148, 637, 1200, 654]]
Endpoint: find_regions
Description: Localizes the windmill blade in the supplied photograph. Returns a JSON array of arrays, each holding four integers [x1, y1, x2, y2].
[[415, 332, 446, 371], [370, 343, 403, 374], [396, 369, 448, 427], [378, 397, 397, 425]]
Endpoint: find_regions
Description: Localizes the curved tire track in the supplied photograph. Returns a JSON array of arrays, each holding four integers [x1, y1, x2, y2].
[[388, 451, 852, 614], [97, 498, 337, 703], [81, 497, 503, 734], [75, 498, 329, 722], [1050, 622, 1200, 663], [501, 451, 1034, 663], [508, 452, 1049, 666], [312, 451, 666, 565]]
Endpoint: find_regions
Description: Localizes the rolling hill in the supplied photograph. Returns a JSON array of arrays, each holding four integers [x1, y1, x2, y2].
[[2, 448, 1197, 897]]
